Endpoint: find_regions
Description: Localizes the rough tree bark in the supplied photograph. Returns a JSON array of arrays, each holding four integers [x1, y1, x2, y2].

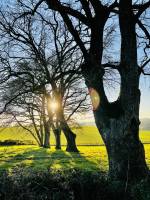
[[43, 122, 50, 148], [42, 93, 50, 148], [60, 117, 78, 152], [46, 91, 78, 152], [81, 0, 148, 181], [82, 59, 148, 181], [54, 128, 61, 149], [52, 123, 61, 149], [110, 0, 148, 180], [39, 123, 44, 147], [56, 94, 79, 152]]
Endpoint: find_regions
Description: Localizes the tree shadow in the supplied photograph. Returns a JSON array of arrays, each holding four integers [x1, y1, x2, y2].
[[0, 146, 101, 171], [50, 149, 100, 170]]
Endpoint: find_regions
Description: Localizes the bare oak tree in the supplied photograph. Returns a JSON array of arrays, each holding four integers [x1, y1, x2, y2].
[[0, 8, 88, 151], [19, 0, 149, 181]]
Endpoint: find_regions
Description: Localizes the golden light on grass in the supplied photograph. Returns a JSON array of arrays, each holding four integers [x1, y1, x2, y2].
[[89, 88, 100, 111]]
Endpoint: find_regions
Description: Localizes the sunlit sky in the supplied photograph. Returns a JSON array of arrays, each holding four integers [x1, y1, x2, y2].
[[140, 77, 150, 118], [1, 0, 150, 122], [77, 76, 150, 125]]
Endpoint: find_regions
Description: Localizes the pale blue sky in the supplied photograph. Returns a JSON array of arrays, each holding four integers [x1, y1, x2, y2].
[[140, 77, 150, 118], [1, 0, 150, 120]]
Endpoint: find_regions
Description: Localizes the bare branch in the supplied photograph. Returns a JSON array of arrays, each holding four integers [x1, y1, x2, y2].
[[45, 0, 89, 25], [134, 1, 150, 18], [137, 19, 150, 43]]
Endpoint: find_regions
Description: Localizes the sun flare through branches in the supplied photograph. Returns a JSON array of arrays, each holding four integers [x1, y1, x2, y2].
[[49, 101, 59, 113], [89, 88, 100, 111]]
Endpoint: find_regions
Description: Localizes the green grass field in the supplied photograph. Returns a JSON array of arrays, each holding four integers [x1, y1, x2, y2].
[[0, 126, 150, 171], [0, 126, 150, 145], [0, 146, 108, 171], [0, 126, 104, 145]]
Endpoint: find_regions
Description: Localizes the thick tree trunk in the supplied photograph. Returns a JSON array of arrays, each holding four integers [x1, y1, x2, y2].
[[36, 127, 44, 147], [53, 128, 61, 149], [53, 90, 79, 152], [82, 62, 148, 181], [61, 121, 79, 152], [95, 110, 148, 181], [43, 131, 50, 148], [43, 123, 50, 148], [80, 0, 148, 182], [38, 137, 44, 147], [46, 0, 148, 182], [42, 92, 50, 148], [58, 112, 78, 152], [107, 122, 147, 181]]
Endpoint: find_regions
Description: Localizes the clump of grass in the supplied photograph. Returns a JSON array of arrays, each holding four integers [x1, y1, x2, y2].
[[1, 165, 149, 200], [131, 176, 150, 200], [0, 165, 123, 200]]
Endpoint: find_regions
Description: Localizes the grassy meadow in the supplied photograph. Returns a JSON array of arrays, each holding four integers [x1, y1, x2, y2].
[[0, 126, 104, 145], [1, 126, 150, 145], [0, 126, 150, 171]]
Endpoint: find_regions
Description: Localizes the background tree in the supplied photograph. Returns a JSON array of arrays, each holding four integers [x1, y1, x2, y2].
[[0, 10, 89, 151]]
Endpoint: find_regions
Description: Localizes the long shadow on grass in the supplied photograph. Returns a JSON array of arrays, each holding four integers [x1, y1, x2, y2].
[[0, 147, 51, 170], [44, 148, 101, 170], [0, 146, 99, 171]]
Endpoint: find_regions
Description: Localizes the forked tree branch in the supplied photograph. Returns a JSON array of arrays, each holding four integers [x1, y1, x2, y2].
[[45, 0, 89, 25], [137, 19, 150, 42], [134, 1, 150, 18]]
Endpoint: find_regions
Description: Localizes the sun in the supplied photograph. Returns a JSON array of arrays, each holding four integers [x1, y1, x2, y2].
[[49, 101, 59, 112]]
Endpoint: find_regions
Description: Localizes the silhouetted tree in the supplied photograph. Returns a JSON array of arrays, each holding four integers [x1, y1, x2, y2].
[[28, 0, 150, 181], [0, 10, 88, 151]]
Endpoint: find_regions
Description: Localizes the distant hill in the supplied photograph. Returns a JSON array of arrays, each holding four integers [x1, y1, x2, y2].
[[80, 118, 150, 130], [0, 125, 150, 145], [140, 118, 150, 130]]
